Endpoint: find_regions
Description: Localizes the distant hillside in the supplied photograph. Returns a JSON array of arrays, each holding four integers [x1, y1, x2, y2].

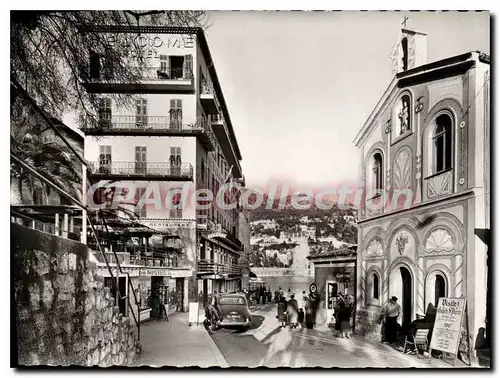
[[247, 192, 358, 267]]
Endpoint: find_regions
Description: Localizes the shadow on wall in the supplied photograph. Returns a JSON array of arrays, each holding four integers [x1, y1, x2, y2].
[[12, 223, 140, 367]]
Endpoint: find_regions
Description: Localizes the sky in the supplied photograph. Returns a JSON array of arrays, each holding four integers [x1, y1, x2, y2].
[[203, 11, 490, 189]]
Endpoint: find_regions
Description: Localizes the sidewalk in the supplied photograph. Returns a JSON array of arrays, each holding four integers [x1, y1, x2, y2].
[[133, 311, 229, 368]]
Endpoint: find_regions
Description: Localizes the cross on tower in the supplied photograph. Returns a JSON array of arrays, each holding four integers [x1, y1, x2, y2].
[[402, 16, 410, 28]]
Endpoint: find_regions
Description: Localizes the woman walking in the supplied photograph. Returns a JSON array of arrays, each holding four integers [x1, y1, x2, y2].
[[287, 294, 299, 328], [277, 295, 288, 328]]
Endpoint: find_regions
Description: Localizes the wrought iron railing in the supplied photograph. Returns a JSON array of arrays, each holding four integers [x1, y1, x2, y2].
[[197, 259, 243, 275], [89, 162, 194, 179], [91, 116, 208, 131], [141, 67, 193, 81]]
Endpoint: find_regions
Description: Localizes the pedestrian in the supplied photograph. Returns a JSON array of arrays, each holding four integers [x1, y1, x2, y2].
[[261, 284, 267, 304], [339, 300, 350, 338], [380, 296, 401, 344], [267, 287, 272, 303], [334, 296, 343, 337], [274, 289, 280, 303], [277, 295, 288, 327], [287, 294, 299, 328]]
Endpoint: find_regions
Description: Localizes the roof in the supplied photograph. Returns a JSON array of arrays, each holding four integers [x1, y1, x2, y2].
[[353, 50, 489, 147], [307, 245, 357, 260], [79, 25, 242, 163]]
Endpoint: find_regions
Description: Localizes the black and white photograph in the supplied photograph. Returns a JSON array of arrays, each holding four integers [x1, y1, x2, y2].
[[8, 8, 491, 369]]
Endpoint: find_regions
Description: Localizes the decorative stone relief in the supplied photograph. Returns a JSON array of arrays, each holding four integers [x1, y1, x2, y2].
[[427, 170, 452, 198], [395, 232, 409, 255], [415, 153, 422, 180], [415, 96, 424, 113], [425, 228, 454, 253], [393, 148, 412, 190], [366, 239, 384, 257]]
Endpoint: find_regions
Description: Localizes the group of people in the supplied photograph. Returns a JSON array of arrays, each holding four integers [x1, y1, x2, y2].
[[276, 286, 320, 330]]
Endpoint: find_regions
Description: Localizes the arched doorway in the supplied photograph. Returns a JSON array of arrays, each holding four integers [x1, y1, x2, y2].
[[434, 274, 446, 306], [400, 267, 412, 328], [389, 264, 413, 328]]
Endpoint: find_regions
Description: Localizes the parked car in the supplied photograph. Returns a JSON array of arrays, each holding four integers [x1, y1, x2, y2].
[[218, 293, 252, 330]]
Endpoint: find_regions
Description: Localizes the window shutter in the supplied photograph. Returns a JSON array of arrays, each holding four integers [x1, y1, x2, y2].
[[184, 55, 193, 78]]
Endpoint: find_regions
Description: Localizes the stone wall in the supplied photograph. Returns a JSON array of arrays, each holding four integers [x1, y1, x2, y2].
[[12, 224, 140, 366]]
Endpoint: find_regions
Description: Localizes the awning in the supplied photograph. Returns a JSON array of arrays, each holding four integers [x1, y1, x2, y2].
[[475, 228, 490, 246], [249, 270, 257, 278]]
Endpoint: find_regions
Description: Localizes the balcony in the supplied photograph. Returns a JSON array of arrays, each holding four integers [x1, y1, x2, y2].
[[199, 80, 219, 114], [88, 162, 194, 181], [211, 114, 224, 126], [81, 116, 216, 151], [197, 259, 243, 277], [196, 213, 208, 230], [208, 223, 244, 252], [83, 66, 194, 94]]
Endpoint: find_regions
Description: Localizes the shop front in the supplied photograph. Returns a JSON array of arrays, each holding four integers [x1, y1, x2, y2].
[[307, 246, 357, 328]]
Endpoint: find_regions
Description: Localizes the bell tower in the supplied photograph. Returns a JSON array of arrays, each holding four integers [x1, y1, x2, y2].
[[390, 17, 428, 75]]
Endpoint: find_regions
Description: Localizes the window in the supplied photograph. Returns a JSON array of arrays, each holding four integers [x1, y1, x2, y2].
[[98, 98, 112, 126], [103, 54, 114, 80], [433, 114, 453, 174], [169, 190, 183, 218], [373, 274, 379, 300], [89, 52, 101, 79], [201, 158, 206, 182], [169, 99, 182, 130], [372, 153, 383, 191], [135, 146, 147, 174], [98, 145, 112, 172], [135, 188, 147, 218], [184, 55, 193, 79], [33, 188, 43, 205], [169, 147, 182, 175], [169, 56, 184, 79], [401, 37, 408, 71], [135, 98, 148, 127]]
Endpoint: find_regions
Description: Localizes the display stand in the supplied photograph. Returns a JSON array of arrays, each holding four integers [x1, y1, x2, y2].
[[429, 297, 471, 367]]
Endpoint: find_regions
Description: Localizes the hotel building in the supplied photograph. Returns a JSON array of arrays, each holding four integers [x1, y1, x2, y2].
[[80, 26, 247, 315]]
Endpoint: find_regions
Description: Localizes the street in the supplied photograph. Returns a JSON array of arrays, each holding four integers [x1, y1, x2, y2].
[[209, 303, 450, 368]]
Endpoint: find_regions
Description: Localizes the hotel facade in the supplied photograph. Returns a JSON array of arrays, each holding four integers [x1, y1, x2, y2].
[[353, 27, 490, 360], [80, 26, 247, 315]]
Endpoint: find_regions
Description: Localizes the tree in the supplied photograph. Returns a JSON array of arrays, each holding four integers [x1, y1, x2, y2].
[[11, 10, 209, 122], [10, 84, 81, 204]]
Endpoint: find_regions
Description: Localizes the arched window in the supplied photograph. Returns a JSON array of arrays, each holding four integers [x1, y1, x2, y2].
[[434, 274, 445, 306], [401, 37, 408, 71], [373, 273, 380, 300], [432, 114, 453, 173], [372, 153, 383, 191]]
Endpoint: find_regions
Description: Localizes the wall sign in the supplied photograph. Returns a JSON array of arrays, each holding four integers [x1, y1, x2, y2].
[[429, 297, 467, 355], [106, 34, 194, 59]]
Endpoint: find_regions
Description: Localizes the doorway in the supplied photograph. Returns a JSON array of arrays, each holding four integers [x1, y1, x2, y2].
[[434, 274, 446, 306], [176, 278, 185, 312], [400, 267, 412, 328]]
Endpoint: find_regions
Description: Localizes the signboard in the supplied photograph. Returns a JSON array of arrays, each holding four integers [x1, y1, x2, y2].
[[429, 297, 466, 355], [139, 268, 192, 278], [188, 302, 199, 325], [96, 266, 140, 277]]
